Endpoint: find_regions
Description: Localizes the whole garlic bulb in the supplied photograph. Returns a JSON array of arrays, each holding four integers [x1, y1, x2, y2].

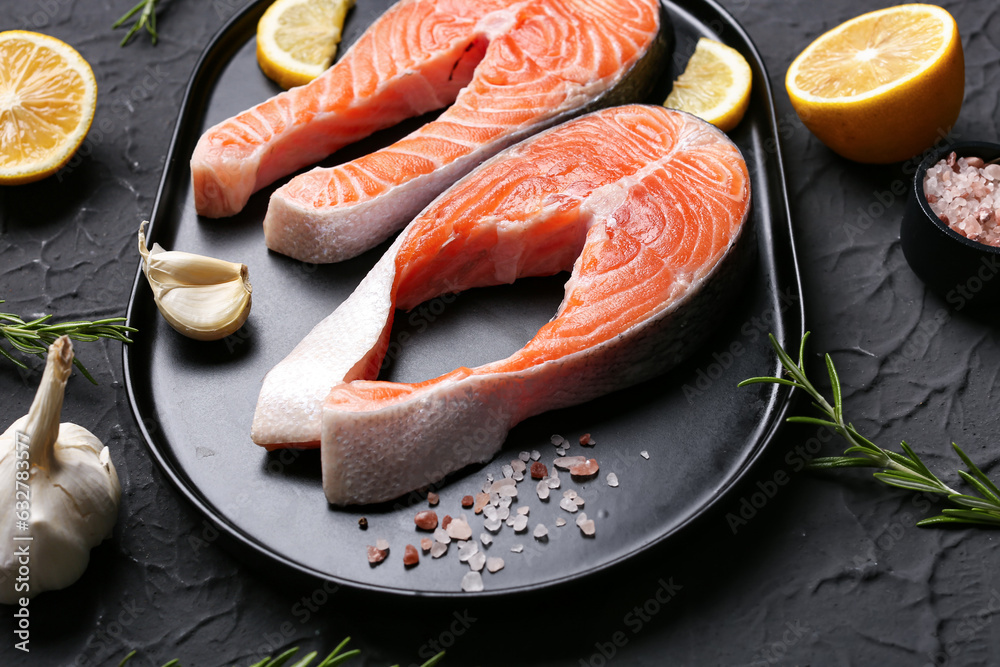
[[0, 336, 121, 604]]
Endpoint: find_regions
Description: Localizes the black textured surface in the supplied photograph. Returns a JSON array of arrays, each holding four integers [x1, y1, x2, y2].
[[1, 0, 999, 665]]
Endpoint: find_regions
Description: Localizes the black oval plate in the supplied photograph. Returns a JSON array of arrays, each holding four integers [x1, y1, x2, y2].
[[124, 0, 804, 596]]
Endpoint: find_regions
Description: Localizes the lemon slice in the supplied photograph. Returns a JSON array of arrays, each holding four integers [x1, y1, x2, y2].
[[0, 31, 97, 186], [257, 0, 355, 90], [664, 38, 752, 133], [785, 4, 964, 163]]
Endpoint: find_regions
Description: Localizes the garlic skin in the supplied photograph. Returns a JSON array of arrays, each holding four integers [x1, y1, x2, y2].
[[138, 221, 252, 341], [0, 337, 121, 604]]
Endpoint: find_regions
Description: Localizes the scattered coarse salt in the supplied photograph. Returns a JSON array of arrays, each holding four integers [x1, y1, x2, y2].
[[498, 506, 510, 521], [480, 532, 493, 546], [925, 152, 1000, 246], [491, 478, 516, 492], [506, 516, 516, 527], [536, 480, 551, 500], [640, 450, 649, 460], [468, 551, 486, 572], [367, 545, 388, 565], [534, 523, 548, 539], [555, 517, 566, 527], [546, 474, 561, 489], [550, 434, 567, 447], [431, 541, 449, 558], [486, 473, 494, 483], [580, 519, 596, 536], [556, 447, 567, 456], [563, 489, 577, 500], [483, 504, 498, 521], [447, 516, 473, 541], [530, 461, 548, 479], [490, 491, 500, 506], [414, 510, 438, 531], [498, 485, 518, 499], [513, 470, 524, 482], [559, 497, 579, 513], [433, 528, 451, 544], [576, 512, 588, 527], [403, 544, 419, 567], [579, 433, 595, 446], [510, 544, 524, 553], [461, 571, 484, 592], [499, 495, 512, 509], [511, 459, 527, 473], [442, 515, 453, 530], [421, 537, 433, 552], [487, 557, 505, 573], [427, 491, 439, 506], [461, 495, 474, 508], [607, 473, 619, 488], [517, 505, 530, 516], [484, 516, 502, 532], [458, 541, 479, 562], [530, 450, 541, 461], [376, 538, 390, 551], [570, 458, 599, 478], [574, 496, 585, 508], [554, 456, 586, 470], [502, 464, 514, 478], [513, 515, 529, 532], [519, 451, 531, 462], [474, 492, 490, 514]]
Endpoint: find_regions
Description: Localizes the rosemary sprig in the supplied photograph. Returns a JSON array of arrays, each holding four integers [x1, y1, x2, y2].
[[113, 0, 160, 47], [0, 300, 137, 384], [118, 637, 445, 667], [739, 332, 1000, 527]]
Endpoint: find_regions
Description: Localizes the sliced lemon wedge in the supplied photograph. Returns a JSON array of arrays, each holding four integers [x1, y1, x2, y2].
[[256, 0, 355, 90], [665, 37, 752, 133]]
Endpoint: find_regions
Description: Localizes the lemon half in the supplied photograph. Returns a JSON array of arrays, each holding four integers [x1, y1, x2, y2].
[[785, 4, 964, 163], [0, 31, 97, 185]]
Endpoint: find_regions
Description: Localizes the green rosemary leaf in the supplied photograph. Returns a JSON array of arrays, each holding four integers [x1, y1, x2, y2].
[[916, 514, 1000, 527], [267, 647, 303, 667], [957, 470, 1000, 505], [418, 653, 446, 667], [736, 376, 801, 388], [785, 416, 838, 428], [322, 650, 361, 667], [872, 471, 946, 494], [807, 456, 882, 469], [939, 508, 1000, 525], [797, 330, 810, 370], [947, 494, 1000, 512], [824, 353, 842, 422], [953, 443, 1000, 500]]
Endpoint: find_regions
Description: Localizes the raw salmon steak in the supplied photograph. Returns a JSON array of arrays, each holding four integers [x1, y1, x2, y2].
[[191, 0, 671, 262], [251, 105, 754, 505]]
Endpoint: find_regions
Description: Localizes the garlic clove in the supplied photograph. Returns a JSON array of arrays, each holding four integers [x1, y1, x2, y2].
[[138, 221, 252, 341]]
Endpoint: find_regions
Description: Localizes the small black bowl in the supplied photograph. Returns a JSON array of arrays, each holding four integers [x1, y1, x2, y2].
[[901, 140, 1000, 309]]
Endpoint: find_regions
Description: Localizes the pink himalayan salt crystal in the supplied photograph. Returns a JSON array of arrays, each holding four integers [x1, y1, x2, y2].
[[924, 152, 1000, 246]]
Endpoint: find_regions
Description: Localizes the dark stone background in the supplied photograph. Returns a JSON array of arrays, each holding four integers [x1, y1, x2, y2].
[[1, 0, 998, 665]]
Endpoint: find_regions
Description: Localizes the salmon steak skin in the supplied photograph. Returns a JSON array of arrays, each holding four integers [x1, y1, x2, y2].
[[190, 0, 672, 263], [250, 105, 754, 505]]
